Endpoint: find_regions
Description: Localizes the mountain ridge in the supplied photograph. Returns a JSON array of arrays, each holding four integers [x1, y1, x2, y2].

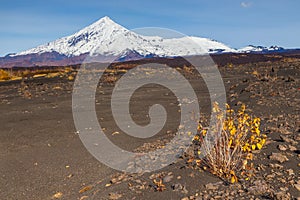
[[1, 16, 298, 68], [13, 16, 235, 57]]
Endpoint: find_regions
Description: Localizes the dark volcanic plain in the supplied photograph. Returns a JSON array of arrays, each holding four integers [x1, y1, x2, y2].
[[0, 54, 299, 200]]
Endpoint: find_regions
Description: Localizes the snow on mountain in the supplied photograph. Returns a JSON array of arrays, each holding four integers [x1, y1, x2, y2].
[[143, 36, 235, 56], [15, 16, 235, 58], [237, 45, 285, 53], [16, 16, 153, 57]]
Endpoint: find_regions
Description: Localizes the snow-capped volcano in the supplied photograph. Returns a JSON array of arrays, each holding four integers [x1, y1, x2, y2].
[[15, 16, 234, 58], [2, 16, 294, 68]]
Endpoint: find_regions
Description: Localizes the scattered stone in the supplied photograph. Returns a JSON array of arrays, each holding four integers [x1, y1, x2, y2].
[[280, 135, 298, 145], [266, 174, 275, 179], [110, 178, 118, 184], [163, 174, 174, 183], [286, 169, 294, 176], [205, 183, 219, 190], [67, 174, 73, 178], [109, 192, 122, 200], [269, 153, 289, 163], [214, 195, 222, 199], [279, 187, 288, 191], [79, 185, 93, 194], [288, 145, 297, 151], [203, 194, 209, 199], [172, 183, 188, 194], [278, 178, 286, 183], [238, 189, 244, 194], [247, 180, 270, 196], [275, 171, 283, 176], [278, 127, 293, 135], [278, 144, 287, 151], [52, 192, 63, 199], [274, 191, 291, 200], [269, 163, 284, 169], [112, 131, 120, 135], [294, 184, 300, 191]]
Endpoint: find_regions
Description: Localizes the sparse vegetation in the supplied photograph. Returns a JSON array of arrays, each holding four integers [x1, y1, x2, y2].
[[0, 69, 12, 80], [0, 66, 76, 82], [193, 103, 266, 183]]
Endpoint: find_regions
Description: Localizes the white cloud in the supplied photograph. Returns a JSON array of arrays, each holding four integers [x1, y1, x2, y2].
[[241, 2, 252, 8]]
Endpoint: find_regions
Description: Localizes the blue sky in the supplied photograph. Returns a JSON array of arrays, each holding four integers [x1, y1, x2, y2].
[[0, 0, 299, 56]]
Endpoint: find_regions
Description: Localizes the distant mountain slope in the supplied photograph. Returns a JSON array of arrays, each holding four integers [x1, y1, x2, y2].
[[14, 16, 234, 58], [237, 45, 286, 53], [1, 16, 298, 68]]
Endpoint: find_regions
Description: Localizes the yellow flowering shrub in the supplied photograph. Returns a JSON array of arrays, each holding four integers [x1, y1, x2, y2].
[[0, 69, 11, 81], [193, 103, 266, 183]]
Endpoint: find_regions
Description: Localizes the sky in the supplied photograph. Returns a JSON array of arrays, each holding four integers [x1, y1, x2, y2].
[[0, 0, 299, 56]]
